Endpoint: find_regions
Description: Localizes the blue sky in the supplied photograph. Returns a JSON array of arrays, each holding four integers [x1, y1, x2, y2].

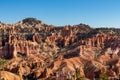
[[0, 0, 120, 28]]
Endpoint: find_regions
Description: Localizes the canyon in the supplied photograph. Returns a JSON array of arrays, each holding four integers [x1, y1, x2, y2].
[[0, 18, 120, 80]]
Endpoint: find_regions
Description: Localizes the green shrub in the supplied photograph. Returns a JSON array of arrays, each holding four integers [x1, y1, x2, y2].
[[74, 70, 85, 80], [0, 58, 8, 69], [99, 72, 108, 80]]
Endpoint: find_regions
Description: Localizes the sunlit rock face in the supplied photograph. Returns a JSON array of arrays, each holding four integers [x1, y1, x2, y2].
[[0, 18, 120, 80], [0, 71, 22, 80], [32, 34, 43, 43], [1, 35, 40, 58]]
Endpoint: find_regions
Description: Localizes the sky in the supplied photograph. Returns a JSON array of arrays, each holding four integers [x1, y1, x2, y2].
[[0, 0, 120, 28]]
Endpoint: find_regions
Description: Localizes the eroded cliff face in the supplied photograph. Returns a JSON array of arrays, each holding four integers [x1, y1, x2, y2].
[[0, 18, 120, 80], [1, 40, 40, 58]]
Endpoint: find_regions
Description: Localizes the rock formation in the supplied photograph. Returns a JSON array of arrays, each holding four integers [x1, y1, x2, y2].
[[0, 71, 22, 80], [1, 37, 40, 58], [0, 18, 120, 80]]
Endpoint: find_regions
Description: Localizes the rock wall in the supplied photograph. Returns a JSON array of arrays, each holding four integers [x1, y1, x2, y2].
[[1, 39, 40, 58], [79, 34, 117, 54]]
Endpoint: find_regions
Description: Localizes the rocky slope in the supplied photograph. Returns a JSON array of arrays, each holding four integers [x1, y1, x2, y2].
[[0, 18, 120, 80]]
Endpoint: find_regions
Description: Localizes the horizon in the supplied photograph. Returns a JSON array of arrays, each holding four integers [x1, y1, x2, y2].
[[0, 0, 120, 28], [0, 17, 120, 29]]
